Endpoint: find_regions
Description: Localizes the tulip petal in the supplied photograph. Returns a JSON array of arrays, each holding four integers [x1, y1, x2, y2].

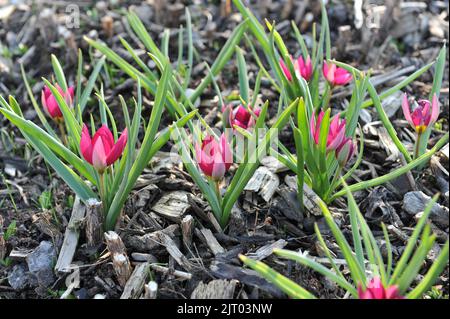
[[402, 93, 414, 127], [80, 125, 93, 165], [429, 94, 440, 125], [220, 134, 233, 170], [93, 125, 114, 155], [92, 136, 107, 172], [106, 128, 128, 165], [280, 58, 292, 81]]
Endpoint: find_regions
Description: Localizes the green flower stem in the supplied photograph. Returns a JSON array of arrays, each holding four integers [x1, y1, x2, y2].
[[322, 84, 333, 110], [215, 180, 222, 206], [324, 165, 342, 201], [98, 172, 107, 215], [414, 132, 422, 160], [57, 120, 68, 146]]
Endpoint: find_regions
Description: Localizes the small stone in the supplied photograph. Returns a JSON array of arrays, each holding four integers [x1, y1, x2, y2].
[[26, 241, 56, 287], [131, 253, 158, 263], [8, 264, 29, 290]]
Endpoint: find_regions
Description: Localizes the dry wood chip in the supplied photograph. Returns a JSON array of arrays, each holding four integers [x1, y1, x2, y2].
[[120, 261, 150, 299], [191, 280, 237, 299], [245, 239, 287, 261], [285, 175, 322, 216], [244, 166, 279, 202], [55, 197, 85, 273], [156, 232, 195, 272], [196, 228, 225, 256], [151, 191, 190, 223]]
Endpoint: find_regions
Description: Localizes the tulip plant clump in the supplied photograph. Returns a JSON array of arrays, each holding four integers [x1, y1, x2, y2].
[[232, 0, 448, 207], [0, 0, 448, 300], [0, 53, 195, 230], [241, 187, 449, 299]]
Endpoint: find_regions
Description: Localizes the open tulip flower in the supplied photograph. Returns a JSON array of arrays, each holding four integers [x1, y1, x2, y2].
[[280, 55, 313, 82], [402, 93, 439, 135], [358, 278, 404, 299], [402, 93, 440, 159], [41, 84, 75, 121], [195, 133, 233, 181], [323, 61, 352, 87], [223, 104, 261, 131], [80, 124, 128, 173], [310, 110, 346, 152]]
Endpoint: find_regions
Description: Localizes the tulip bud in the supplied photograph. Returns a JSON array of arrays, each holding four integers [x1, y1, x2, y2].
[[80, 124, 128, 173], [323, 61, 352, 87], [358, 277, 404, 299], [280, 55, 313, 82], [336, 137, 356, 167], [41, 84, 75, 121], [195, 133, 233, 180], [310, 111, 346, 152], [223, 104, 261, 131]]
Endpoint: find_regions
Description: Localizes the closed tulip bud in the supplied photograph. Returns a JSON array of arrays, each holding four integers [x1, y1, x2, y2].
[[223, 104, 261, 130], [402, 93, 440, 134], [41, 84, 74, 121], [310, 111, 346, 152], [323, 61, 352, 87], [80, 124, 128, 173], [336, 137, 356, 167], [280, 55, 313, 82], [358, 277, 404, 299], [195, 133, 233, 180]]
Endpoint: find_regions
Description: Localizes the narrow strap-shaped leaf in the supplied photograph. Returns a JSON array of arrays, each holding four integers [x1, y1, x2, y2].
[[397, 227, 436, 294], [344, 182, 365, 271], [367, 81, 412, 162], [239, 254, 316, 299], [389, 194, 440, 285], [330, 135, 448, 201], [79, 56, 106, 113], [236, 46, 250, 103], [0, 108, 96, 184], [189, 20, 248, 103], [407, 240, 449, 299], [51, 54, 68, 92], [20, 64, 57, 137], [274, 248, 357, 297], [21, 129, 95, 201], [318, 200, 367, 286]]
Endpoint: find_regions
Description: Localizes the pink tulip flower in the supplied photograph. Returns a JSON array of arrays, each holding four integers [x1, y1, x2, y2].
[[223, 104, 261, 130], [358, 277, 404, 299], [41, 84, 75, 121], [402, 93, 440, 134], [80, 124, 128, 173], [323, 61, 352, 87], [280, 55, 313, 82], [336, 137, 356, 167], [195, 133, 233, 180], [310, 111, 346, 152]]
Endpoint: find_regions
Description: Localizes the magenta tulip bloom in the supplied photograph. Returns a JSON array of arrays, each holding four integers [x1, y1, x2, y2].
[[336, 137, 356, 167], [310, 111, 346, 152], [323, 61, 352, 87], [358, 278, 404, 299], [223, 104, 261, 130], [402, 93, 440, 134], [41, 84, 75, 120], [80, 124, 128, 173], [195, 133, 233, 180], [280, 55, 313, 82]]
